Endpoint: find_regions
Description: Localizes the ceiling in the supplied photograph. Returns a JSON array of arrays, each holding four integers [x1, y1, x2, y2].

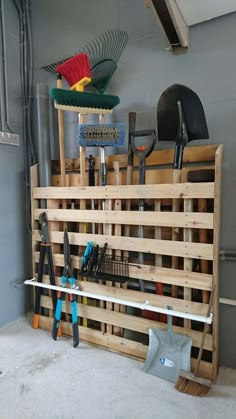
[[176, 0, 236, 26]]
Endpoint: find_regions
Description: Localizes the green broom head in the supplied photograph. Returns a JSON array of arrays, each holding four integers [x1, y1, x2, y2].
[[50, 88, 120, 110], [78, 123, 125, 147]]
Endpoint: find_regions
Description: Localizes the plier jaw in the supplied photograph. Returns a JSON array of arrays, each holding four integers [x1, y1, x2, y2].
[[39, 212, 50, 244]]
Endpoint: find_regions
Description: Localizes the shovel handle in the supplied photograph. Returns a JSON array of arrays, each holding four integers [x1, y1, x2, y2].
[[131, 129, 156, 161]]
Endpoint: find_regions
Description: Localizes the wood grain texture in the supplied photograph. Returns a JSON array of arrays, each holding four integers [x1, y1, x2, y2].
[[51, 144, 218, 173], [33, 182, 215, 200], [212, 144, 223, 381], [33, 230, 214, 260], [33, 208, 213, 229]]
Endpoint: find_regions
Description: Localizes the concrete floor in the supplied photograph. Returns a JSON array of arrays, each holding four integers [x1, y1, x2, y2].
[[0, 317, 236, 419]]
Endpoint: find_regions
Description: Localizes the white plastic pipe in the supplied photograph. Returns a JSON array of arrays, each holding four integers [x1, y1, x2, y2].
[[24, 278, 213, 324], [220, 298, 236, 307]]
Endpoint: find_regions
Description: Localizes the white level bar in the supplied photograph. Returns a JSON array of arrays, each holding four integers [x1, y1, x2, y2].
[[25, 279, 213, 324]]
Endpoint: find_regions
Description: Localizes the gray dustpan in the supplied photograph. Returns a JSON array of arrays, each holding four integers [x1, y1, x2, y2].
[[144, 311, 192, 383]]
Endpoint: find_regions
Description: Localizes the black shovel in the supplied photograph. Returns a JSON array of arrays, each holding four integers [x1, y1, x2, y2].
[[131, 129, 156, 292], [157, 84, 209, 297]]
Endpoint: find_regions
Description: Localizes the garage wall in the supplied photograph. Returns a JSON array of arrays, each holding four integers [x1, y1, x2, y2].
[[0, 1, 32, 327], [31, 0, 236, 368]]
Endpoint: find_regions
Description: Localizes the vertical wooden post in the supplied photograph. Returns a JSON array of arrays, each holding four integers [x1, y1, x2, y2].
[[171, 169, 181, 297], [57, 76, 66, 187], [212, 144, 223, 381], [183, 198, 193, 329], [113, 161, 122, 336]]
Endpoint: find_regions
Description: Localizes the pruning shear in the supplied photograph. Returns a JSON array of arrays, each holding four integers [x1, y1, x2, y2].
[[52, 230, 79, 348], [33, 212, 58, 329]]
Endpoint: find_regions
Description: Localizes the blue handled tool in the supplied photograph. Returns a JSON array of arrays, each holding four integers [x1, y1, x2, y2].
[[80, 241, 93, 273], [52, 230, 79, 348]]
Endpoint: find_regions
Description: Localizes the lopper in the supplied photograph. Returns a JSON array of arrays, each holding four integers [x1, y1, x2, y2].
[[52, 230, 79, 348], [33, 212, 57, 329]]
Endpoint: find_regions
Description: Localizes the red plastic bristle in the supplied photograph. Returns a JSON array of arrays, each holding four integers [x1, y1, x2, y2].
[[56, 53, 91, 87]]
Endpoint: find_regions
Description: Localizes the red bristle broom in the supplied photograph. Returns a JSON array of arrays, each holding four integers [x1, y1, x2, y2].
[[56, 52, 91, 92]]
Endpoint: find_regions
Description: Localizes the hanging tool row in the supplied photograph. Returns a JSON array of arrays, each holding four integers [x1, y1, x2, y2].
[[33, 212, 130, 347], [79, 242, 129, 284], [34, 213, 79, 347], [80, 242, 107, 278]]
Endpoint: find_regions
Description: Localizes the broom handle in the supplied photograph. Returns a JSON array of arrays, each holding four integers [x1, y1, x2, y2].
[[57, 75, 66, 186], [194, 290, 213, 376]]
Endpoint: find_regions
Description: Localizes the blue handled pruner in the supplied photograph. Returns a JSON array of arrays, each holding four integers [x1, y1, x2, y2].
[[80, 241, 93, 273], [52, 230, 79, 348]]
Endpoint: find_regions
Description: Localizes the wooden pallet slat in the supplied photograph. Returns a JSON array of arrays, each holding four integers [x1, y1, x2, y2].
[[33, 208, 214, 229], [51, 144, 218, 173], [33, 230, 214, 260], [33, 182, 215, 200]]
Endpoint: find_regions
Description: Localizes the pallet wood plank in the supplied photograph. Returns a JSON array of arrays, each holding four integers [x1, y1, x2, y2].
[[33, 208, 213, 229], [52, 165, 215, 187], [212, 144, 223, 381], [33, 230, 214, 260], [33, 182, 215, 200], [51, 144, 218, 173]]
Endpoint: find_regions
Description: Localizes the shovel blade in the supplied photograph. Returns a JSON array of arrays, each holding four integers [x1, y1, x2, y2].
[[157, 84, 209, 142]]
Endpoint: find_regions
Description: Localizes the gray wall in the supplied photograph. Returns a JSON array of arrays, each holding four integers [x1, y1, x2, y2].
[[31, 0, 236, 368], [0, 1, 31, 327]]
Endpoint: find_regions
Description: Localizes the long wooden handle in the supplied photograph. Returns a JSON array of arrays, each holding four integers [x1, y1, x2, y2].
[[198, 198, 210, 304], [57, 77, 66, 186]]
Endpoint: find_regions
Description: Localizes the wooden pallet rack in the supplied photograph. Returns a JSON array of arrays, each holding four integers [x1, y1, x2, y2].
[[30, 143, 222, 382]]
